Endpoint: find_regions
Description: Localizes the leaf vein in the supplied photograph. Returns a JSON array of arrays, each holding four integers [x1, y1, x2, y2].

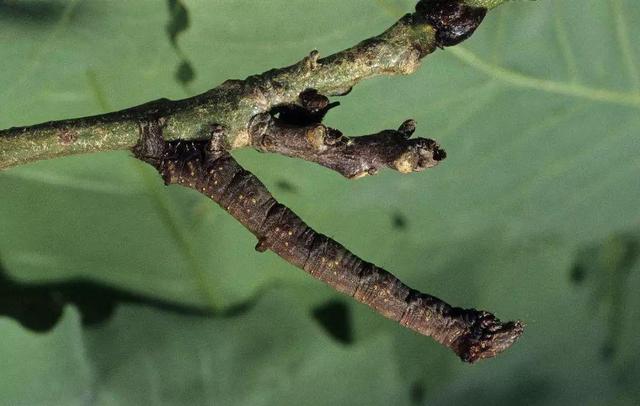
[[611, 0, 640, 92], [448, 46, 640, 109]]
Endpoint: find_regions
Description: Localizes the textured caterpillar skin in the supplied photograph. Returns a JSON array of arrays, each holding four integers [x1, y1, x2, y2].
[[134, 121, 523, 362], [416, 0, 487, 47]]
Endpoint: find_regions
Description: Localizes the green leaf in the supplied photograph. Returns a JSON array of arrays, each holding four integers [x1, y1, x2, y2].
[[0, 307, 92, 406], [2, 291, 408, 406], [1, 0, 640, 404]]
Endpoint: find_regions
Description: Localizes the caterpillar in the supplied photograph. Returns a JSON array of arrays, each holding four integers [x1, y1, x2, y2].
[[133, 119, 523, 362]]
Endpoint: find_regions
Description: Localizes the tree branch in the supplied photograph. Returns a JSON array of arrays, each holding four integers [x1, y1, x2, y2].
[[249, 112, 446, 179], [1, 0, 525, 362], [134, 122, 523, 363], [1, 0, 497, 170]]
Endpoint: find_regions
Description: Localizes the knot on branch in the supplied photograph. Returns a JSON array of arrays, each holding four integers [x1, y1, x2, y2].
[[302, 50, 320, 71], [451, 310, 525, 363], [415, 0, 487, 47]]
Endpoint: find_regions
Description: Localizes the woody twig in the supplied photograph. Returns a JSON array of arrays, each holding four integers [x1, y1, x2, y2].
[[2, 0, 525, 362]]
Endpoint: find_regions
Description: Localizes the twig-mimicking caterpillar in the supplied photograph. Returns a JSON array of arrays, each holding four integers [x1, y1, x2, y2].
[[133, 114, 523, 363]]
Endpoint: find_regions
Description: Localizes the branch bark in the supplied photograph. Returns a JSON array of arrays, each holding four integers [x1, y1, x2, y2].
[[1, 0, 525, 362], [249, 113, 447, 179], [1, 0, 500, 170]]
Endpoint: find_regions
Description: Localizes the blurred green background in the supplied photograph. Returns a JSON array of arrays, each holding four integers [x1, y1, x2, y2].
[[1, 0, 639, 404]]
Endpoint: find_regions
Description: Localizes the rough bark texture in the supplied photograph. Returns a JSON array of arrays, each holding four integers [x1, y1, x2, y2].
[[249, 112, 446, 179], [134, 122, 523, 363], [2, 0, 525, 362], [0, 0, 491, 170]]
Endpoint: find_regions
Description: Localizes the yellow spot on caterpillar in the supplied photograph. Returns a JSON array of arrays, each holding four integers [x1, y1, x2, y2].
[[285, 242, 289, 247], [288, 231, 293, 236], [251, 198, 257, 204]]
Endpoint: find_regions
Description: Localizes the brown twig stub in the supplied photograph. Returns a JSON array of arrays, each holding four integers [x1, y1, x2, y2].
[[249, 111, 446, 179], [3, 0, 524, 363], [270, 88, 340, 127], [133, 122, 523, 362], [0, 0, 497, 169]]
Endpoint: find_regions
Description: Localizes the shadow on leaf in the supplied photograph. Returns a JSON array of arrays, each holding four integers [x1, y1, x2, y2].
[[0, 261, 258, 332], [166, 0, 196, 90], [0, 0, 65, 24], [311, 299, 353, 345], [569, 230, 640, 360], [0, 0, 94, 27]]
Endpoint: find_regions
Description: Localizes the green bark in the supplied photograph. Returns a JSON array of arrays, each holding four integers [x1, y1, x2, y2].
[[463, 0, 505, 9], [0, 0, 504, 170]]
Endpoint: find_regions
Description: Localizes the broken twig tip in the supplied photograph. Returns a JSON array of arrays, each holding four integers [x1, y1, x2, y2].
[[397, 119, 417, 138]]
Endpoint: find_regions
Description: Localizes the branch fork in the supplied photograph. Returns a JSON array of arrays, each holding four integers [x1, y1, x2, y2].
[[2, 0, 524, 362]]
